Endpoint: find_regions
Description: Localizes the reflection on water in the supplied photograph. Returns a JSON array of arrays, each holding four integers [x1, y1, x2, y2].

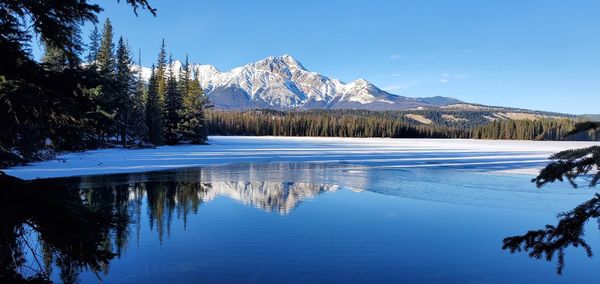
[[1, 163, 599, 283], [0, 164, 346, 283], [201, 181, 340, 215], [0, 174, 124, 283]]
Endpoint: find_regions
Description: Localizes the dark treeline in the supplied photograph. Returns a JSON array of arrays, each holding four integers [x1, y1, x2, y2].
[[1, 3, 210, 166], [207, 109, 598, 141], [471, 118, 598, 140], [208, 109, 469, 138]]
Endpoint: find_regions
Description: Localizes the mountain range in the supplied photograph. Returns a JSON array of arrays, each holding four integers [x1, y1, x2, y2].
[[137, 55, 463, 110]]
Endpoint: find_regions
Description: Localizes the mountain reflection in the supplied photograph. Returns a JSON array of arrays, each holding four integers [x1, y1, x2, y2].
[[0, 165, 342, 283]]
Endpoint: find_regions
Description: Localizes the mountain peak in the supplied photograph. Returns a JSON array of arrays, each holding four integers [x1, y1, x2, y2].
[[257, 54, 306, 71], [354, 78, 370, 85], [349, 79, 378, 90], [138, 55, 464, 110]]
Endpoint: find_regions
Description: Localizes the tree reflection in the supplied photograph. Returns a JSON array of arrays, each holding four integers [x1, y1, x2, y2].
[[503, 194, 600, 274], [1, 167, 334, 283], [0, 173, 123, 283], [502, 128, 600, 275]]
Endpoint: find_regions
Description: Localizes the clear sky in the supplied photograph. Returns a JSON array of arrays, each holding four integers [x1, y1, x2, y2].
[[47, 0, 600, 114]]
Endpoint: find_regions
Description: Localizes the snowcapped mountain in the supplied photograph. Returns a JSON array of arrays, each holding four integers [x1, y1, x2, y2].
[[136, 55, 462, 110]]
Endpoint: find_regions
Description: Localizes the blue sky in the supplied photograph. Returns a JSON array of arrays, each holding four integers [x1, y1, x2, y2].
[[44, 0, 600, 114]]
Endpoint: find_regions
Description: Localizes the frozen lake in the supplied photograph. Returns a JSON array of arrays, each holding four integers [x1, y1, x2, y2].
[[5, 162, 599, 283], [5, 136, 599, 179], [3, 137, 600, 283]]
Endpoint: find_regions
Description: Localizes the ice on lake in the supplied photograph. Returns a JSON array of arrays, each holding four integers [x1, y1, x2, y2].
[[5, 136, 599, 179], [10, 162, 598, 283], [4, 137, 600, 283]]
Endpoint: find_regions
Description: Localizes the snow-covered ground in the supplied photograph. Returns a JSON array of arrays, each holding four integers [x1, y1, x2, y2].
[[4, 136, 598, 180]]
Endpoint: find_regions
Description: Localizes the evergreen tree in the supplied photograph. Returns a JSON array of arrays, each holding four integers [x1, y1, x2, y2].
[[115, 37, 134, 146], [0, 0, 154, 165], [178, 54, 191, 100], [156, 39, 168, 104], [143, 40, 170, 146], [179, 68, 211, 144], [86, 26, 100, 64], [41, 42, 69, 72], [129, 50, 148, 143], [145, 66, 163, 145], [164, 55, 182, 145], [95, 18, 118, 141], [97, 19, 115, 76]]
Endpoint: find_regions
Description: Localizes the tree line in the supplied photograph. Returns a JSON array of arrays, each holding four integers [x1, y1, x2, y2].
[[207, 109, 597, 141], [470, 118, 598, 140], [1, 3, 210, 166], [71, 19, 212, 147], [208, 109, 469, 138]]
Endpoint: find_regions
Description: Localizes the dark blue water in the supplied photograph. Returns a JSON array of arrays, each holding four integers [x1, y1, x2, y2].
[[6, 162, 600, 283]]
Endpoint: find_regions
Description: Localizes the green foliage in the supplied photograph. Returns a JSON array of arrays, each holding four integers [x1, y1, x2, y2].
[[97, 19, 115, 77], [179, 67, 211, 144], [41, 42, 70, 71], [145, 66, 164, 145], [86, 26, 100, 64], [115, 37, 134, 145], [565, 121, 600, 136], [129, 51, 148, 142], [155, 39, 168, 104], [207, 109, 465, 138], [206, 109, 597, 140], [470, 118, 582, 140], [164, 56, 183, 145], [0, 0, 156, 164], [533, 146, 600, 188]]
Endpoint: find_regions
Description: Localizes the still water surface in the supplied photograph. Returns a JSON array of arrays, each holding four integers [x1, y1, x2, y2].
[[5, 162, 600, 283]]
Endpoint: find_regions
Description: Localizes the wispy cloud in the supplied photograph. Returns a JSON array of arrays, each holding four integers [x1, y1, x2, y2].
[[382, 85, 405, 92], [382, 78, 429, 92], [439, 72, 468, 83], [389, 54, 401, 60]]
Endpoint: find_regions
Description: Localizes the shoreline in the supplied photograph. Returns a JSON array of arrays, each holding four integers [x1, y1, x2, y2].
[[3, 136, 599, 180]]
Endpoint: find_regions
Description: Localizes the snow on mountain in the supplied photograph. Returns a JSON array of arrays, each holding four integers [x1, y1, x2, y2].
[[135, 55, 462, 110]]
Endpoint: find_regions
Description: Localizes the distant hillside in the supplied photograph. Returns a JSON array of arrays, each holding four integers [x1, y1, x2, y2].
[[207, 109, 598, 141], [579, 114, 600, 121], [392, 105, 573, 129]]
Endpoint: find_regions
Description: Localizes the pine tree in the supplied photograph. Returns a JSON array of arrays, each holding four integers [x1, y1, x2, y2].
[[156, 39, 168, 104], [97, 19, 115, 76], [95, 18, 118, 142], [87, 26, 100, 64], [164, 55, 182, 145], [145, 66, 163, 145], [129, 49, 148, 143], [115, 37, 134, 146], [178, 54, 191, 100], [0, 0, 155, 165], [41, 42, 69, 72], [179, 67, 211, 144]]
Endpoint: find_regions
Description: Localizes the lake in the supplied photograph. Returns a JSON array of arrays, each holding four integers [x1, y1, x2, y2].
[[3, 161, 599, 283]]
